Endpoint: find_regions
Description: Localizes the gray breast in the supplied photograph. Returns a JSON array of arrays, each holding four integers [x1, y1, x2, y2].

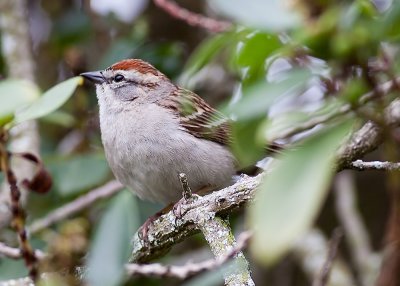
[[100, 103, 236, 204]]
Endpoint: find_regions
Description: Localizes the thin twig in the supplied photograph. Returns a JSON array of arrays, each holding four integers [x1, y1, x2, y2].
[[0, 144, 38, 281], [334, 172, 379, 286], [28, 180, 123, 234], [313, 228, 344, 286], [178, 173, 192, 200], [350, 160, 400, 171], [0, 242, 46, 260], [126, 231, 252, 279], [293, 229, 355, 285], [153, 0, 232, 32]]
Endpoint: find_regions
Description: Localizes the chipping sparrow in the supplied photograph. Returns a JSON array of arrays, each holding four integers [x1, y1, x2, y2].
[[81, 59, 236, 204]]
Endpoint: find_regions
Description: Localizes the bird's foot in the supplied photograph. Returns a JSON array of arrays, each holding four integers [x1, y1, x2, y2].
[[138, 203, 173, 244], [172, 193, 201, 220]]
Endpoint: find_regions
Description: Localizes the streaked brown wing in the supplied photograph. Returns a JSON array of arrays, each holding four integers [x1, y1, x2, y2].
[[157, 88, 231, 146]]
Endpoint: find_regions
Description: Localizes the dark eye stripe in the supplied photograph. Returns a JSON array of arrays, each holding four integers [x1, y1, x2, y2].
[[114, 74, 125, 82]]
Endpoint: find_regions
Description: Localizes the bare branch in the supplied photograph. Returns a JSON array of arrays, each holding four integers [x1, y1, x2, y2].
[[349, 160, 400, 171], [338, 98, 400, 169], [0, 242, 46, 260], [178, 172, 193, 200], [153, 0, 232, 32], [313, 228, 344, 286], [126, 231, 251, 280], [28, 180, 123, 234], [131, 174, 258, 263], [0, 145, 39, 281], [334, 172, 380, 286], [294, 229, 355, 286], [196, 217, 254, 285]]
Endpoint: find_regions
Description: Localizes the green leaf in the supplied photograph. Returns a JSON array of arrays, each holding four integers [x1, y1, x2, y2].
[[249, 119, 355, 265], [41, 110, 77, 127], [180, 31, 239, 86], [236, 32, 282, 82], [0, 79, 40, 126], [381, 1, 400, 39], [231, 118, 265, 168], [86, 190, 139, 286], [48, 153, 110, 196], [209, 0, 300, 31], [14, 76, 83, 124], [0, 258, 27, 280], [225, 69, 310, 121]]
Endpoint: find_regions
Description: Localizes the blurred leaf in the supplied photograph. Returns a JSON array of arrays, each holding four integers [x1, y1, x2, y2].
[[236, 32, 282, 82], [48, 153, 110, 196], [340, 78, 369, 104], [209, 0, 300, 31], [381, 1, 400, 39], [180, 31, 238, 86], [41, 110, 77, 128], [86, 190, 139, 286], [225, 69, 310, 121], [135, 42, 184, 78], [53, 10, 91, 46], [0, 258, 27, 280], [249, 119, 354, 265], [99, 39, 139, 69], [231, 118, 265, 168], [295, 7, 339, 59], [14, 77, 83, 124], [0, 79, 40, 126]]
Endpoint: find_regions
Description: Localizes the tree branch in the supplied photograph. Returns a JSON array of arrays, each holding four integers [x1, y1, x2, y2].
[[127, 231, 252, 280], [196, 217, 254, 285], [293, 229, 355, 286], [334, 172, 380, 286], [131, 173, 258, 262], [0, 232, 251, 282], [153, 0, 232, 32], [176, 173, 254, 285], [313, 228, 344, 286], [0, 242, 46, 260], [28, 180, 124, 234], [349, 160, 400, 171]]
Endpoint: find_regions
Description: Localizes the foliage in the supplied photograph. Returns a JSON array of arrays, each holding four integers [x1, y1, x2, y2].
[[86, 190, 139, 286], [1, 0, 400, 285]]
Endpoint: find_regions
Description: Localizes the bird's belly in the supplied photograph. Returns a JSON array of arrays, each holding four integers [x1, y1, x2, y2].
[[104, 131, 236, 204]]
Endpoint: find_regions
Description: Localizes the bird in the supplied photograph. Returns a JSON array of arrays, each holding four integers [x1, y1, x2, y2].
[[80, 59, 237, 205]]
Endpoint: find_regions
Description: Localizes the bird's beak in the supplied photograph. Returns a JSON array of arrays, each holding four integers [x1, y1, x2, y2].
[[80, 71, 105, 84]]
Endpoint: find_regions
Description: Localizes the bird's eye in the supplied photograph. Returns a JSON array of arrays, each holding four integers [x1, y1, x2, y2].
[[113, 74, 125, 82]]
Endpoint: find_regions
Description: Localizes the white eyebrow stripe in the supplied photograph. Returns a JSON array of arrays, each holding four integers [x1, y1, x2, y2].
[[121, 70, 160, 83]]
